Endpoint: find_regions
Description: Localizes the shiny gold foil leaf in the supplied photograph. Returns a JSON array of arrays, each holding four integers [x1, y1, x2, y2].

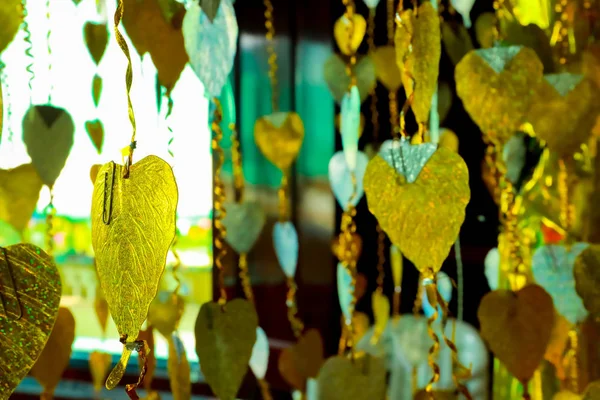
[[92, 155, 177, 345], [574, 246, 600, 317], [316, 354, 386, 400], [395, 3, 441, 124], [92, 74, 102, 107], [0, 164, 43, 232], [455, 46, 544, 143], [148, 292, 185, 338], [506, 0, 552, 30], [167, 336, 191, 400], [22, 105, 75, 187], [222, 201, 266, 254], [324, 55, 376, 104], [278, 328, 325, 392], [85, 119, 104, 154], [371, 46, 402, 91], [254, 112, 305, 170], [84, 22, 109, 65], [30, 307, 76, 394], [89, 351, 112, 393], [363, 148, 470, 275], [0, 0, 23, 54], [544, 312, 572, 380], [123, 0, 188, 91], [477, 284, 554, 383], [333, 13, 367, 56], [529, 75, 598, 156], [441, 20, 474, 65], [194, 299, 258, 400], [0, 244, 61, 398]]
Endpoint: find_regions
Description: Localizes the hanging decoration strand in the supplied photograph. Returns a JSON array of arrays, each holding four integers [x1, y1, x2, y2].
[[263, 0, 279, 112], [44, 190, 56, 257], [212, 98, 228, 305], [230, 124, 245, 200], [239, 253, 254, 305], [375, 225, 386, 296], [114, 0, 137, 173], [257, 378, 274, 400], [455, 237, 464, 321], [22, 0, 34, 103], [492, 0, 505, 42], [46, 0, 52, 103], [425, 303, 441, 396], [0, 63, 13, 142], [286, 277, 304, 338], [342, 0, 357, 88]]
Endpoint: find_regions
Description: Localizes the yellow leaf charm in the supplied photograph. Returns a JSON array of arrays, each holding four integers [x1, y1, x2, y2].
[[0, 244, 61, 398], [30, 307, 76, 396], [455, 46, 544, 143], [254, 112, 305, 170], [371, 291, 390, 344], [194, 299, 258, 400], [84, 22, 109, 65], [371, 46, 402, 91], [85, 119, 105, 154], [167, 335, 191, 400], [395, 3, 441, 124], [0, 164, 43, 232], [148, 292, 185, 338], [477, 285, 554, 384], [91, 155, 178, 388], [316, 354, 386, 400], [334, 13, 367, 56], [364, 142, 470, 276], [441, 21, 474, 66], [574, 245, 600, 317], [324, 54, 376, 104], [528, 74, 599, 156], [92, 74, 103, 107], [89, 351, 112, 393], [0, 0, 23, 54], [278, 329, 325, 392]]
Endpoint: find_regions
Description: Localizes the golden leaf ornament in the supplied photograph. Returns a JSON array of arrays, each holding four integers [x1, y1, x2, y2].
[[363, 140, 470, 276], [0, 244, 61, 398], [278, 329, 325, 392], [91, 155, 178, 388], [455, 46, 544, 143], [85, 119, 105, 154], [222, 201, 266, 254], [574, 246, 600, 317], [441, 20, 474, 66], [334, 13, 367, 56], [194, 299, 258, 400], [167, 335, 191, 400], [92, 74, 103, 107], [528, 74, 599, 156], [22, 105, 75, 187], [84, 22, 109, 65], [324, 54, 376, 104], [254, 112, 305, 170], [316, 354, 386, 400], [148, 291, 185, 338], [0, 164, 43, 232], [89, 351, 112, 393], [0, 0, 23, 54], [395, 2, 441, 124], [371, 46, 402, 91], [30, 307, 76, 396], [477, 285, 554, 383]]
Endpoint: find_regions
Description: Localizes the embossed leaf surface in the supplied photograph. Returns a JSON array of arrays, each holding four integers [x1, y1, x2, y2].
[[195, 299, 258, 400], [478, 285, 554, 383], [0, 164, 43, 232], [316, 355, 386, 400], [183, 0, 237, 97], [22, 105, 75, 187], [30, 307, 76, 394], [455, 46, 543, 143], [574, 246, 600, 317], [364, 147, 470, 275], [91, 155, 178, 342], [94, 282, 109, 334], [0, 244, 61, 398], [531, 243, 589, 324], [395, 3, 441, 124], [0, 0, 22, 54], [83, 22, 109, 65], [278, 329, 324, 392], [529, 74, 599, 155], [222, 201, 266, 254], [255, 112, 305, 170], [324, 54, 376, 104]]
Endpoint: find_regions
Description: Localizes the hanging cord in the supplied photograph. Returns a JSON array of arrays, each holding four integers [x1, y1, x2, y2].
[[549, 0, 571, 67], [558, 158, 574, 235], [342, 0, 358, 87], [424, 277, 441, 399], [263, 0, 278, 112], [212, 98, 228, 306], [22, 0, 34, 104], [563, 329, 580, 393], [375, 225, 386, 299], [43, 189, 56, 257], [230, 123, 245, 201], [492, 0, 505, 42], [46, 0, 52, 103], [0, 62, 13, 142], [455, 238, 464, 322]]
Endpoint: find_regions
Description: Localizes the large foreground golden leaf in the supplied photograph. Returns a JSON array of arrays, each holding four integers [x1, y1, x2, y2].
[[455, 46, 543, 143], [363, 147, 470, 275]]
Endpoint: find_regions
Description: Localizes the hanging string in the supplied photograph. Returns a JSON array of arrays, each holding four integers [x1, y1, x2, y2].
[[212, 98, 228, 306], [114, 0, 137, 176], [424, 279, 441, 398], [22, 0, 34, 104], [257, 378, 273, 400], [563, 328, 580, 394], [342, 0, 358, 87], [46, 0, 52, 104], [44, 190, 56, 257], [549, 0, 570, 67], [492, 0, 505, 43], [375, 225, 386, 299], [558, 158, 574, 235], [263, 0, 278, 112], [455, 239, 464, 322], [230, 123, 245, 201], [0, 62, 13, 142]]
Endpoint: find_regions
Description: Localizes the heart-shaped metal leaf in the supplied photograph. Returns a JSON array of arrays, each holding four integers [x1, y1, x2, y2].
[[323, 54, 376, 104], [316, 355, 386, 400], [328, 150, 367, 210], [254, 112, 305, 170], [222, 202, 266, 254], [273, 221, 299, 278]]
